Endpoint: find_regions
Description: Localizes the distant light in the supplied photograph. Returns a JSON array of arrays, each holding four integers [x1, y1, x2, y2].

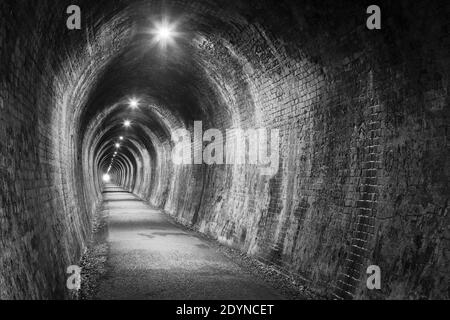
[[124, 120, 131, 127], [114, 152, 117, 155], [129, 98, 139, 109], [102, 174, 111, 182], [151, 19, 178, 46], [119, 136, 124, 140], [156, 25, 173, 41], [115, 143, 120, 148]]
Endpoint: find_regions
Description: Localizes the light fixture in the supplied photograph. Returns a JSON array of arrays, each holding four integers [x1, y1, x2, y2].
[[119, 136, 124, 140], [151, 19, 178, 47], [115, 143, 120, 148], [102, 174, 111, 183], [156, 25, 173, 41], [128, 98, 139, 109], [124, 120, 131, 127]]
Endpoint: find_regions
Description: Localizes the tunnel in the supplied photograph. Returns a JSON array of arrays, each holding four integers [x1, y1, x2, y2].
[[0, 0, 448, 300]]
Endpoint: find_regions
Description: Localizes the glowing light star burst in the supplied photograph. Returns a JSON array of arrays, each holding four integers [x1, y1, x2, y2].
[[123, 120, 131, 128], [157, 25, 172, 40], [129, 98, 139, 109], [151, 19, 179, 47]]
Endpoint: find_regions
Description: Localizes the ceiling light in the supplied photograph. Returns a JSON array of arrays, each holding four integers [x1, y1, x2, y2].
[[151, 19, 178, 46], [129, 98, 139, 109], [124, 120, 131, 127], [115, 143, 120, 148], [156, 25, 173, 41]]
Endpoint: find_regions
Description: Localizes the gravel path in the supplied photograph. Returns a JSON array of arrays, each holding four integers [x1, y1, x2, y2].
[[79, 184, 316, 300]]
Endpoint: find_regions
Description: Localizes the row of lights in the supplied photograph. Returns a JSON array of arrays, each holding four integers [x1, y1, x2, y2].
[[103, 98, 141, 182], [120, 98, 139, 130], [102, 20, 177, 184]]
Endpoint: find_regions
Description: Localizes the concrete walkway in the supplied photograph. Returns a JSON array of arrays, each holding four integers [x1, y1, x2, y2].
[[94, 184, 285, 300]]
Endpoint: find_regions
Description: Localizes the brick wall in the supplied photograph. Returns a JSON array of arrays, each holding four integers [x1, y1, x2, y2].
[[0, 0, 131, 299]]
